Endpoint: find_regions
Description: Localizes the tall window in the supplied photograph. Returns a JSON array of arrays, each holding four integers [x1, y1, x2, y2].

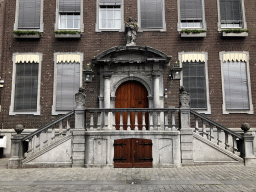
[[14, 62, 39, 112], [58, 0, 81, 29], [179, 52, 210, 114], [52, 53, 82, 115], [219, 0, 245, 29], [10, 53, 42, 115], [183, 62, 207, 109], [179, 0, 205, 29], [96, 0, 123, 31], [138, 0, 165, 30], [15, 0, 43, 31], [220, 52, 253, 114]]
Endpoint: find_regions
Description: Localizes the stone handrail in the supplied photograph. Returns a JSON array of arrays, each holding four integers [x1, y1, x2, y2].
[[190, 109, 242, 154]]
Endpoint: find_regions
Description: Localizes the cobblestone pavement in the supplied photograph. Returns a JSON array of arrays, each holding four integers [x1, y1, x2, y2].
[[0, 159, 256, 191]]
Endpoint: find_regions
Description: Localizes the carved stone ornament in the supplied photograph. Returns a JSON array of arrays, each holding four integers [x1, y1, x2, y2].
[[241, 123, 250, 133], [125, 17, 139, 46], [179, 86, 190, 108], [14, 124, 24, 134], [75, 89, 86, 108]]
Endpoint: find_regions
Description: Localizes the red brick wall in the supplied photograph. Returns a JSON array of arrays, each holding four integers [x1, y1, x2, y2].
[[1, 0, 256, 129]]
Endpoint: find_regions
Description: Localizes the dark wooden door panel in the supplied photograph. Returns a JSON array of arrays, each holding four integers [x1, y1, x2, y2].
[[114, 138, 152, 168]]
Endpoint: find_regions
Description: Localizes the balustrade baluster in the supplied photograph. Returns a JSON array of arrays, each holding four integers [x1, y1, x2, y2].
[[104, 111, 108, 130], [27, 137, 33, 153], [120, 112, 123, 131], [194, 116, 199, 134], [202, 120, 207, 138], [112, 111, 116, 130], [32, 135, 36, 153], [67, 117, 70, 130], [59, 121, 63, 135], [164, 111, 169, 131], [51, 127, 56, 143], [97, 112, 101, 130], [135, 112, 138, 131], [43, 130, 48, 146], [149, 111, 153, 131], [172, 111, 176, 131], [142, 112, 146, 131], [225, 132, 229, 150], [217, 128, 222, 146], [209, 124, 214, 141], [90, 112, 94, 130], [232, 136, 238, 154], [35, 134, 40, 150], [157, 112, 161, 131], [127, 112, 131, 131]]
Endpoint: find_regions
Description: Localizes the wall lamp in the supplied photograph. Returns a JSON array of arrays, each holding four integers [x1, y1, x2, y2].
[[83, 70, 94, 83], [169, 67, 182, 80]]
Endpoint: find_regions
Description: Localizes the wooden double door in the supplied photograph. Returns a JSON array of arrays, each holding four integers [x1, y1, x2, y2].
[[114, 138, 153, 168], [115, 81, 148, 130]]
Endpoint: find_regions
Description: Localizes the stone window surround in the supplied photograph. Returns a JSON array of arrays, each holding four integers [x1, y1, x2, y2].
[[219, 51, 253, 114], [179, 52, 211, 114], [137, 0, 166, 32], [52, 52, 83, 115], [95, 0, 125, 32], [177, 0, 207, 31], [216, 0, 247, 31], [9, 53, 42, 116], [13, 0, 44, 32], [54, 0, 84, 32]]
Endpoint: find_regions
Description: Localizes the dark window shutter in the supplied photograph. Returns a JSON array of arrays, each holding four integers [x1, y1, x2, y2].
[[59, 0, 81, 13], [140, 0, 163, 29], [220, 0, 242, 23], [14, 62, 39, 112], [182, 62, 207, 109], [18, 0, 41, 29], [56, 62, 80, 111], [180, 0, 203, 21]]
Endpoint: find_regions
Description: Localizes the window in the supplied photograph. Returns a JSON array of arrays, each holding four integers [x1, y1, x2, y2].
[[220, 52, 253, 114], [96, 0, 124, 32], [218, 0, 247, 30], [55, 0, 84, 31], [178, 0, 206, 30], [52, 53, 83, 115], [14, 0, 44, 31], [179, 52, 211, 114], [10, 53, 42, 115], [138, 0, 166, 31]]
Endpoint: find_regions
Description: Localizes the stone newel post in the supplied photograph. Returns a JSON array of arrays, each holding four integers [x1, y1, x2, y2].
[[72, 89, 86, 168], [179, 87, 194, 165], [240, 123, 256, 165], [8, 125, 24, 169]]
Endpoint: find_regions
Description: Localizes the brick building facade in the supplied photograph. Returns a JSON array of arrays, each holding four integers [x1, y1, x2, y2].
[[1, 0, 256, 158]]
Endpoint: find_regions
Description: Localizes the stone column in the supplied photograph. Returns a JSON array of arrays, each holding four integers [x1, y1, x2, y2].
[[179, 89, 194, 165], [103, 72, 112, 129], [72, 90, 86, 167], [8, 135, 24, 169], [152, 72, 161, 108]]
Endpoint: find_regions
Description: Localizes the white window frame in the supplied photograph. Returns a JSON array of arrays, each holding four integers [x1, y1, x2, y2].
[[137, 0, 166, 32], [220, 51, 253, 114], [9, 53, 42, 115], [55, 0, 84, 32], [95, 0, 124, 32], [217, 0, 247, 31], [179, 52, 211, 114], [52, 52, 83, 115], [177, 0, 206, 31], [14, 0, 44, 32]]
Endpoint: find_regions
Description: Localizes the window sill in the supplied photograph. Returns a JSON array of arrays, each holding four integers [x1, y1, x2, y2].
[[14, 34, 41, 39], [222, 32, 248, 37], [180, 32, 206, 38], [55, 34, 81, 38]]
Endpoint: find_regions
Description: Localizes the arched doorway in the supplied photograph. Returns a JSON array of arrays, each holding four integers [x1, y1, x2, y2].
[[115, 81, 148, 130]]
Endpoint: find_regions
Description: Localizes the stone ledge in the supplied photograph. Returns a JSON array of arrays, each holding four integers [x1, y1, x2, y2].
[[14, 34, 41, 39], [181, 32, 206, 38], [55, 33, 81, 38], [222, 32, 248, 37]]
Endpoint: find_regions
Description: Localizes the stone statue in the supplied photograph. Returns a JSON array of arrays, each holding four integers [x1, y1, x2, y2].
[[179, 86, 190, 108], [75, 87, 86, 109], [125, 17, 139, 46]]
